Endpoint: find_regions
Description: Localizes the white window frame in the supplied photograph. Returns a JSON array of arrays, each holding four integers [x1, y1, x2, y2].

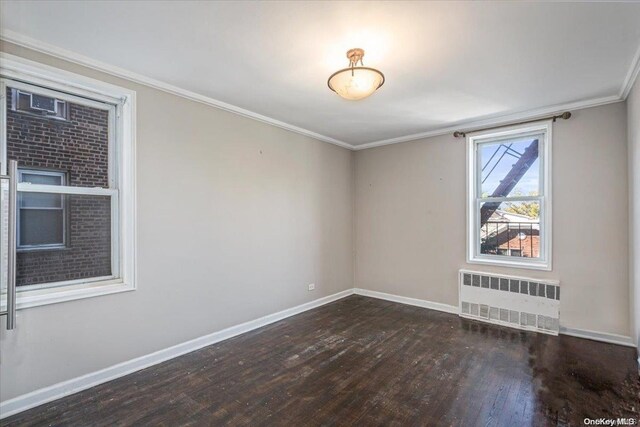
[[466, 121, 552, 271], [17, 168, 68, 251], [0, 53, 136, 309]]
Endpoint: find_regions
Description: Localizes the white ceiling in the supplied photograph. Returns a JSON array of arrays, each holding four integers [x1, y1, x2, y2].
[[1, 1, 640, 148]]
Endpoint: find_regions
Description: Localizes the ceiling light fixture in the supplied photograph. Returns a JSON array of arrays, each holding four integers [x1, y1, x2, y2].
[[327, 48, 385, 101]]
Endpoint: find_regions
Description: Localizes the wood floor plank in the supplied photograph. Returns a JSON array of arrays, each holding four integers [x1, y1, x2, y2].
[[2, 295, 638, 426]]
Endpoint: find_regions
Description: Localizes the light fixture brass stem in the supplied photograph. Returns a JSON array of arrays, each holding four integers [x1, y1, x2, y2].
[[327, 48, 385, 100]]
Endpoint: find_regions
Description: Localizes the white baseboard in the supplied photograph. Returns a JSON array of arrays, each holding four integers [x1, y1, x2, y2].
[[353, 288, 636, 349], [0, 289, 354, 419], [353, 288, 459, 314], [559, 326, 635, 348]]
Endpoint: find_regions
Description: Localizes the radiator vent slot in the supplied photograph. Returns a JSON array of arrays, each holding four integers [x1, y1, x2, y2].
[[459, 269, 560, 335]]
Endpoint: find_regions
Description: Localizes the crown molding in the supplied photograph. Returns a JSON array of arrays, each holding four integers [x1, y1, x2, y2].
[[1, 29, 637, 152], [351, 94, 623, 150], [621, 42, 640, 100], [0, 30, 353, 150]]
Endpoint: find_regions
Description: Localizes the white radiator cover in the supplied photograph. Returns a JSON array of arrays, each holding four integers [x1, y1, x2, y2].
[[459, 269, 560, 335]]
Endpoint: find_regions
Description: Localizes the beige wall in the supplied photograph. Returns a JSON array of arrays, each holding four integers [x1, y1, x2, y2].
[[355, 102, 630, 336], [628, 77, 640, 352], [0, 43, 354, 401]]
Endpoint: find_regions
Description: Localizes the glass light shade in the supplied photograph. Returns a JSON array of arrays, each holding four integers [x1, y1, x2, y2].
[[328, 67, 385, 101]]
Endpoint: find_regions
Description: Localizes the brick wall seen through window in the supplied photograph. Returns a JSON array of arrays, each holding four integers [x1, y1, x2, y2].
[[6, 87, 112, 286]]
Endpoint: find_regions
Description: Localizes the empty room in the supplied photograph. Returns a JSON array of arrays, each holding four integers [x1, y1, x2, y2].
[[0, 1, 639, 425]]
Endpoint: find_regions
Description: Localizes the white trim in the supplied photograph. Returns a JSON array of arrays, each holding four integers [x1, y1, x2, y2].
[[14, 281, 134, 310], [1, 55, 125, 106], [353, 288, 459, 314], [16, 183, 117, 196], [0, 32, 352, 150], [621, 43, 640, 100], [466, 121, 552, 271], [0, 278, 131, 312], [352, 96, 621, 150], [0, 289, 354, 419], [11, 275, 116, 293], [559, 326, 635, 348], [466, 257, 551, 272], [0, 30, 635, 151]]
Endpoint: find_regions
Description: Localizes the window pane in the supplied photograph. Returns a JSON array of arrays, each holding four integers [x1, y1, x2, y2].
[[19, 171, 65, 207], [479, 200, 540, 259], [7, 86, 110, 189], [19, 209, 64, 246], [30, 93, 56, 111], [20, 193, 63, 209], [479, 135, 541, 198], [16, 194, 112, 287], [20, 173, 63, 185]]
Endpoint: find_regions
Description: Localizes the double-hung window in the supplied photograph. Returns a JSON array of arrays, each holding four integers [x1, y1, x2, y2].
[[0, 54, 136, 307], [466, 121, 552, 270]]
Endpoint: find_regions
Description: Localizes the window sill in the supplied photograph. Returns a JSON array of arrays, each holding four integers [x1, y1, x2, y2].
[[17, 246, 70, 253], [467, 256, 552, 271], [1, 279, 135, 311]]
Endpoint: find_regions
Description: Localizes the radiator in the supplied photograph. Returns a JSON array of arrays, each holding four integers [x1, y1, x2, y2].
[[459, 269, 560, 335]]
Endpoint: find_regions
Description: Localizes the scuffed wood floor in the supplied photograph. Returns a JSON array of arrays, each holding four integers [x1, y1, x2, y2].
[[3, 295, 638, 426]]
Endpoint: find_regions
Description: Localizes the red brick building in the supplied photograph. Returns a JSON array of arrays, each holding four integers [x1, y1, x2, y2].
[[480, 210, 540, 258]]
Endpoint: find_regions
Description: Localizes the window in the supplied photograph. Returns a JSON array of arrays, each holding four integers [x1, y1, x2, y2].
[[18, 169, 67, 250], [1, 54, 136, 308], [467, 122, 551, 270], [11, 88, 69, 120]]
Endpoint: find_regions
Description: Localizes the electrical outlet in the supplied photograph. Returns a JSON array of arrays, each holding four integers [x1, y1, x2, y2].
[[308, 283, 315, 291]]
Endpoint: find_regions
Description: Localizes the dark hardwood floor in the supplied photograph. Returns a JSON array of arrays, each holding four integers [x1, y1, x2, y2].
[[3, 295, 639, 426]]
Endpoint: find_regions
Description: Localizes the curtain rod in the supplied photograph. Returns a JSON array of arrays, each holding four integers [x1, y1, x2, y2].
[[452, 111, 571, 138]]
